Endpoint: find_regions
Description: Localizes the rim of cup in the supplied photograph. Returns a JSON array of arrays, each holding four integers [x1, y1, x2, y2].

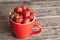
[[9, 11, 35, 25]]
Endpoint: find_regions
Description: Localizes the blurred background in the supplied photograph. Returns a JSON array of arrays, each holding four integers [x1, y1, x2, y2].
[[0, 0, 60, 40]]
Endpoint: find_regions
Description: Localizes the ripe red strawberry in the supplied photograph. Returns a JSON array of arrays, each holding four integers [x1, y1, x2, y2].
[[21, 5, 28, 10], [29, 8, 34, 13], [14, 6, 23, 13], [29, 12, 34, 21], [23, 18, 30, 24], [19, 12, 23, 16], [10, 14, 15, 19], [23, 10, 30, 18], [15, 15, 23, 23], [29, 9, 34, 20]]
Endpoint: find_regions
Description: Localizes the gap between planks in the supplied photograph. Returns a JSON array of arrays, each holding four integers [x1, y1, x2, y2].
[[33, 26, 60, 30], [35, 16, 60, 19]]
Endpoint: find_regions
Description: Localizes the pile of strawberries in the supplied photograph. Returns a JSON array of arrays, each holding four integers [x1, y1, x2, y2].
[[9, 6, 34, 24]]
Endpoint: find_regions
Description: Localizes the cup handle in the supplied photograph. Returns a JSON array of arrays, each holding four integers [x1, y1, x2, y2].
[[31, 22, 42, 35]]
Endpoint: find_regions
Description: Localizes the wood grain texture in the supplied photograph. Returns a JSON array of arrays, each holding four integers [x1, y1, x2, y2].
[[0, 1, 60, 17], [0, 0, 60, 40]]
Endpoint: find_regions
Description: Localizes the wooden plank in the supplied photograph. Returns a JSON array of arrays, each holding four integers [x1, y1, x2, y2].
[[0, 8, 60, 17], [0, 1, 60, 17], [35, 18, 60, 27]]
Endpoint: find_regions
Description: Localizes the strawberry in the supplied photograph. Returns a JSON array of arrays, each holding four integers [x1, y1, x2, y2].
[[14, 6, 23, 13], [23, 18, 30, 24], [10, 14, 15, 19], [23, 10, 30, 18], [29, 12, 34, 21], [15, 15, 23, 23], [19, 12, 23, 16], [28, 8, 34, 13], [29, 9, 34, 20], [21, 5, 28, 10]]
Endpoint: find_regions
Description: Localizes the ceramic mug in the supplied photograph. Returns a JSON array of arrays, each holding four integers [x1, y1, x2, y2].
[[9, 12, 42, 38]]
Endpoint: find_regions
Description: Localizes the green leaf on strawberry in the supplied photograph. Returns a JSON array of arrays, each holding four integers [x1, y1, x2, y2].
[[15, 15, 23, 23], [15, 14, 19, 18], [11, 11, 17, 14], [10, 14, 15, 19]]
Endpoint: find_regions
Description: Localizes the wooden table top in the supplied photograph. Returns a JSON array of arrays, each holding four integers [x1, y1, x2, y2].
[[0, 0, 60, 40]]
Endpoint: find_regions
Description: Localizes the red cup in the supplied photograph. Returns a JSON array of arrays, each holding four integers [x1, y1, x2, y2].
[[9, 12, 42, 39]]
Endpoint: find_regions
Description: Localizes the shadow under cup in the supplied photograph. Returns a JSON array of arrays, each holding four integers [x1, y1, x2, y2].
[[9, 13, 42, 38]]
